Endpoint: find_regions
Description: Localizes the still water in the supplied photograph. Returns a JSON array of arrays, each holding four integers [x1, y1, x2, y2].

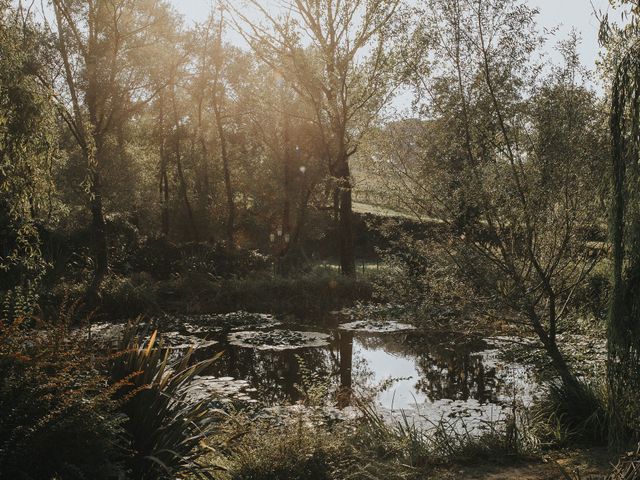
[[92, 315, 538, 425], [177, 318, 538, 425]]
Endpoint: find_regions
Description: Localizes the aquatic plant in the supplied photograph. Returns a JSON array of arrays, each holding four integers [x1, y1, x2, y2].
[[227, 329, 331, 351]]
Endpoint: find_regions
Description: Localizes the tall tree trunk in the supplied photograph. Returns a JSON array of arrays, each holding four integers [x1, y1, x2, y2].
[[607, 52, 640, 447], [159, 92, 170, 237], [171, 86, 198, 242], [337, 158, 355, 276], [86, 166, 108, 304], [213, 96, 235, 247], [212, 15, 234, 247], [282, 101, 292, 256]]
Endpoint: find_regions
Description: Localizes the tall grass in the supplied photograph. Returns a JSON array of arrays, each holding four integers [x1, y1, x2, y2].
[[529, 380, 608, 448], [355, 401, 522, 469], [200, 397, 531, 480]]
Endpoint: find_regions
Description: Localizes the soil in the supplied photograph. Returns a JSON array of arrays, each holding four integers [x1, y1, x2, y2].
[[436, 448, 614, 479]]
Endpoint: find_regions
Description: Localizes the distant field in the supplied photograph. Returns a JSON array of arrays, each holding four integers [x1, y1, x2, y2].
[[352, 201, 417, 219]]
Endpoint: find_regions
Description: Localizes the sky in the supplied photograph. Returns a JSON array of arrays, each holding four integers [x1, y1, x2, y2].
[[169, 0, 614, 70]]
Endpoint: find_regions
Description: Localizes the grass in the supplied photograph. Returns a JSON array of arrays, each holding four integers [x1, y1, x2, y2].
[[528, 380, 609, 448], [206, 414, 344, 480], [196, 397, 534, 480]]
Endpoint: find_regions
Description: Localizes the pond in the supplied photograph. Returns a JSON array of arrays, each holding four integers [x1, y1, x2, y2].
[[118, 312, 543, 428]]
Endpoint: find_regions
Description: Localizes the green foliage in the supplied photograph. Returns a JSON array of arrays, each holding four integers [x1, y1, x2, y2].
[[110, 327, 222, 479], [0, 317, 127, 480], [99, 273, 162, 317], [1, 282, 40, 321], [128, 238, 269, 280], [174, 269, 373, 316], [603, 0, 640, 447], [0, 1, 57, 292]]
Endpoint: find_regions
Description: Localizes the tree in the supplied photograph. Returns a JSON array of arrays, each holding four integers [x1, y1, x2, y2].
[[49, 0, 176, 300], [230, 0, 400, 275], [601, 0, 640, 446], [210, 12, 236, 246], [378, 0, 608, 389], [0, 2, 57, 302]]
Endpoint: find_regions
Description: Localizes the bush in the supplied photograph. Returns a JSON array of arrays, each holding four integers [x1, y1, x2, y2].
[[0, 317, 127, 480], [100, 273, 162, 318], [189, 270, 374, 316], [129, 238, 269, 280], [573, 264, 611, 327]]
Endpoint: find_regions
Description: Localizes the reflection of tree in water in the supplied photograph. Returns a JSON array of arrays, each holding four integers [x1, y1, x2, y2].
[[207, 344, 334, 405], [348, 332, 503, 404], [202, 330, 519, 407], [337, 331, 353, 407], [413, 349, 494, 403]]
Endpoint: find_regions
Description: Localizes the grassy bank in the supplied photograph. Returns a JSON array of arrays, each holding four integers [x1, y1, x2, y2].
[[194, 400, 615, 480], [46, 267, 375, 320]]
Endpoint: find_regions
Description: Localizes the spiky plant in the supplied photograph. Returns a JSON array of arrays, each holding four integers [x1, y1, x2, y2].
[[111, 327, 223, 479]]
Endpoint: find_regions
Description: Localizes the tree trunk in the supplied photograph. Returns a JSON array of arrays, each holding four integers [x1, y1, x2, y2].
[[86, 163, 108, 305], [281, 102, 292, 259], [158, 91, 170, 237], [606, 51, 640, 447], [337, 159, 356, 276], [171, 86, 198, 242], [174, 135, 198, 242], [213, 97, 235, 247]]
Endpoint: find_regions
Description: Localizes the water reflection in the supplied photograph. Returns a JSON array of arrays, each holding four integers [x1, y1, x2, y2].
[[206, 343, 334, 404], [337, 330, 353, 408], [204, 327, 532, 413]]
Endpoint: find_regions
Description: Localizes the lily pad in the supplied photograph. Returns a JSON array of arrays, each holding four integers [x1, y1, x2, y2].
[[88, 322, 127, 346], [161, 331, 218, 351], [164, 311, 282, 334], [227, 329, 331, 351], [337, 303, 411, 319], [183, 375, 258, 405], [338, 320, 416, 333]]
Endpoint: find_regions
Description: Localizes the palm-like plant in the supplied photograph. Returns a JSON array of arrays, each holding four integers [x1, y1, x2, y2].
[[111, 327, 223, 479]]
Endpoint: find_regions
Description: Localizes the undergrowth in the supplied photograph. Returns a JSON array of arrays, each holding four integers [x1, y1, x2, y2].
[[199, 397, 532, 480]]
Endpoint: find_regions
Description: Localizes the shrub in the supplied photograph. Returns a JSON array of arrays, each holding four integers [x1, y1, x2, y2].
[[100, 273, 161, 317], [573, 264, 611, 327], [129, 238, 269, 280], [0, 317, 127, 480]]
